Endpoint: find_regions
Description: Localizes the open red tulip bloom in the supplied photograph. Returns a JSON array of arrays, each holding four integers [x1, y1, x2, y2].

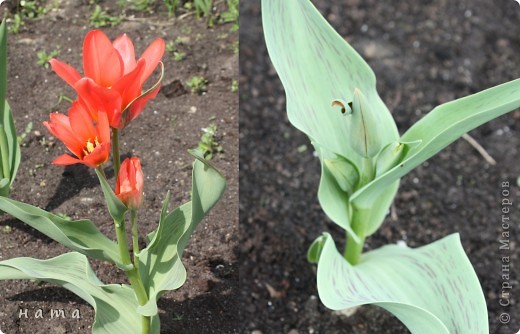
[[116, 157, 144, 209], [50, 30, 165, 128], [43, 102, 111, 168]]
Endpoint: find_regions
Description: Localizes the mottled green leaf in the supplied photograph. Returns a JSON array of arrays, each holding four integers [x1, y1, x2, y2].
[[352, 79, 520, 208], [315, 233, 487, 333], [0, 197, 128, 269], [0, 252, 159, 334], [137, 154, 226, 316], [262, 0, 398, 164]]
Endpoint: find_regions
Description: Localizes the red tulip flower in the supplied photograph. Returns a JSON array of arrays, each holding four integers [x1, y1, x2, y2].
[[50, 30, 165, 128], [43, 101, 111, 168], [116, 157, 144, 209]]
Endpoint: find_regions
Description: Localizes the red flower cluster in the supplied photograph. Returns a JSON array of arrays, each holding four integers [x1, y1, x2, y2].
[[44, 30, 164, 168], [51, 30, 165, 129]]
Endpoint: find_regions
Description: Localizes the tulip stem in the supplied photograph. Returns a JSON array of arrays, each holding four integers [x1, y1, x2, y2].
[[114, 215, 150, 334], [112, 128, 121, 177], [344, 208, 369, 265], [343, 158, 374, 264]]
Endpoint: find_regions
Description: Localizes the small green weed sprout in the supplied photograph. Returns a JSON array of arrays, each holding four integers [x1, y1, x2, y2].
[[129, 0, 153, 12], [220, 0, 238, 32], [187, 76, 208, 94], [7, 14, 23, 34], [7, 0, 49, 33], [90, 5, 123, 28], [166, 41, 186, 62], [230, 79, 238, 92], [195, 123, 223, 160], [37, 49, 60, 69], [17, 122, 33, 146], [163, 0, 182, 16]]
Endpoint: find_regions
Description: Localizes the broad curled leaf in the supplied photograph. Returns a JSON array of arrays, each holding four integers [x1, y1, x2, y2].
[[0, 252, 159, 334], [263, 0, 401, 238], [137, 155, 226, 316], [0, 197, 128, 269], [315, 233, 488, 333], [262, 0, 399, 164]]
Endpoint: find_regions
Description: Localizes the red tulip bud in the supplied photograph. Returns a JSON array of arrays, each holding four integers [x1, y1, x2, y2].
[[116, 157, 144, 209]]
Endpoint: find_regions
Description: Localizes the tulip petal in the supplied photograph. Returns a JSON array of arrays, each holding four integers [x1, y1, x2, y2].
[[96, 110, 110, 145], [113, 34, 137, 75], [43, 114, 84, 158], [50, 59, 82, 88], [69, 101, 96, 142], [77, 97, 98, 122], [112, 59, 146, 110], [126, 85, 160, 126], [75, 78, 123, 128], [138, 38, 165, 86], [52, 154, 83, 166], [83, 30, 124, 88]]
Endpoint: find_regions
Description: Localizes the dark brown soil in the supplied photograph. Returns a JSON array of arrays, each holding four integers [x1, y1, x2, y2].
[[0, 1, 238, 333], [240, 1, 519, 333]]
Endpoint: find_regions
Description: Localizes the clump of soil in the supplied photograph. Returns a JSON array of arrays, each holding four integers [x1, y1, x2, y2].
[[0, 1, 238, 333], [240, 0, 519, 333]]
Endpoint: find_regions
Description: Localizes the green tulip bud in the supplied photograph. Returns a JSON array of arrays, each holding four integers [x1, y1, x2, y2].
[[375, 140, 422, 176], [332, 88, 383, 159], [324, 156, 359, 194], [375, 142, 405, 177]]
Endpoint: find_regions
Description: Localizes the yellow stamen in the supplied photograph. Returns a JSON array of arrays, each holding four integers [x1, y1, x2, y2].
[[83, 137, 99, 157]]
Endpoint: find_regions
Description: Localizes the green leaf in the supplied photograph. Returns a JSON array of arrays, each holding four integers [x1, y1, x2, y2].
[[307, 234, 325, 263], [0, 19, 7, 120], [352, 79, 520, 209], [0, 18, 21, 195], [262, 0, 399, 165], [262, 0, 402, 238], [137, 155, 226, 316], [315, 233, 488, 333], [0, 252, 159, 334], [95, 168, 128, 223], [315, 145, 357, 240], [0, 177, 9, 197], [0, 197, 128, 269]]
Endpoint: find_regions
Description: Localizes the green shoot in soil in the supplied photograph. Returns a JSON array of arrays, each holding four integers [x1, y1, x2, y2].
[[7, 0, 49, 33], [129, 0, 153, 12], [187, 76, 208, 94], [163, 0, 182, 16], [166, 41, 186, 62], [220, 0, 238, 32], [231, 79, 238, 92], [17, 122, 33, 146], [90, 5, 123, 28], [37, 49, 60, 69], [194, 123, 223, 160]]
